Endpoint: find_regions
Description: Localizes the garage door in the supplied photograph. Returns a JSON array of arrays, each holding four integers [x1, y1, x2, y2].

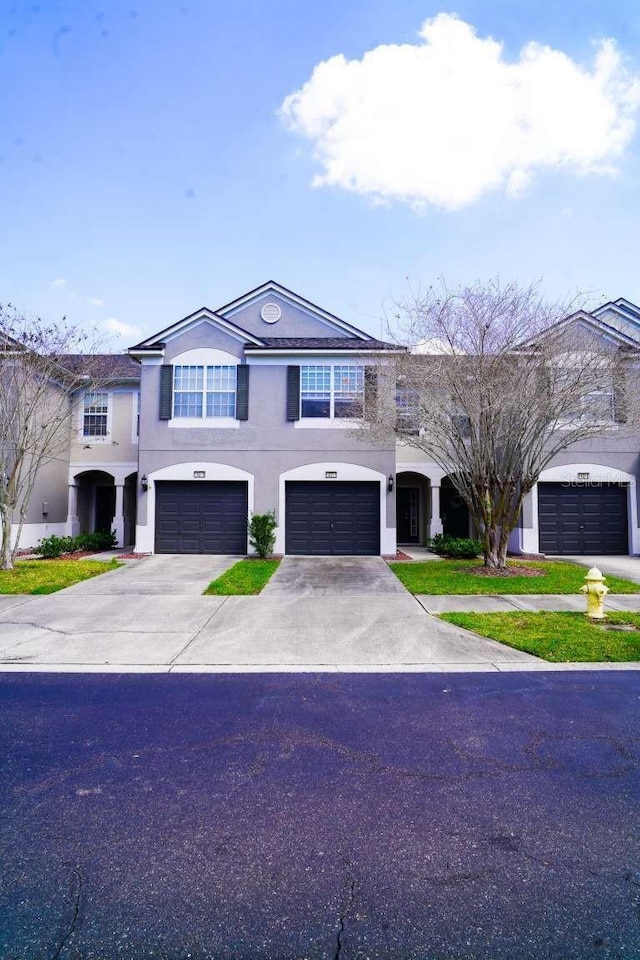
[[538, 483, 628, 555], [155, 481, 248, 554], [286, 481, 380, 555]]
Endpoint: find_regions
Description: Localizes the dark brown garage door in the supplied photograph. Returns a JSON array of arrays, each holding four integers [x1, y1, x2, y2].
[[538, 483, 628, 555], [155, 481, 248, 554], [285, 481, 380, 555]]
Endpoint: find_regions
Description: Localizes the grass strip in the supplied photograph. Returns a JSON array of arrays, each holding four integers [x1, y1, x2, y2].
[[440, 610, 640, 662], [389, 559, 640, 595], [204, 559, 280, 595], [0, 558, 122, 595]]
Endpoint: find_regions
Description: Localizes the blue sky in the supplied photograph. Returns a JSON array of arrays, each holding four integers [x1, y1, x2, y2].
[[1, 0, 639, 346]]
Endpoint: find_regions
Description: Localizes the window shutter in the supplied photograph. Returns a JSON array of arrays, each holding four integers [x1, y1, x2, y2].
[[235, 364, 249, 421], [286, 365, 300, 421], [364, 366, 377, 419], [613, 366, 627, 423], [159, 365, 173, 420]]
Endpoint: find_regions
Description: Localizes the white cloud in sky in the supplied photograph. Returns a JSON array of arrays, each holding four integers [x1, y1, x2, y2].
[[50, 278, 66, 288], [279, 14, 640, 210], [104, 317, 139, 339], [86, 296, 104, 307]]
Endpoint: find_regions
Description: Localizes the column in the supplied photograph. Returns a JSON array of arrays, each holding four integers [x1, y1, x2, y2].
[[430, 483, 443, 536], [66, 483, 80, 537], [112, 482, 125, 547]]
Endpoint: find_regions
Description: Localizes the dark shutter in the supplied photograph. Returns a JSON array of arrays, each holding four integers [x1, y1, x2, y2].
[[235, 364, 249, 421], [613, 365, 627, 423], [364, 366, 377, 419], [286, 365, 300, 421], [159, 365, 173, 420]]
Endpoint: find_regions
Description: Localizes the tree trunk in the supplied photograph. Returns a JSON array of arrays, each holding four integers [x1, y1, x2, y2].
[[482, 525, 507, 569], [0, 506, 14, 571]]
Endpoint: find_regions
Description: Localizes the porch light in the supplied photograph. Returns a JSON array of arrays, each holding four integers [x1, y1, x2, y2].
[[388, 475, 394, 493], [140, 475, 148, 492]]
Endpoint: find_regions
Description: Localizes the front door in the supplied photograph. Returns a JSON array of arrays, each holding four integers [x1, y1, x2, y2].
[[397, 488, 419, 543]]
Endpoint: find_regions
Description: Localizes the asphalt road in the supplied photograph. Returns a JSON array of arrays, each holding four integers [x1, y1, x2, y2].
[[1, 672, 639, 960]]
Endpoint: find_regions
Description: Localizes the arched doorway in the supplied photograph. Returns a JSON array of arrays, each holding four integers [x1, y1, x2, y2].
[[75, 470, 116, 535], [441, 475, 471, 539]]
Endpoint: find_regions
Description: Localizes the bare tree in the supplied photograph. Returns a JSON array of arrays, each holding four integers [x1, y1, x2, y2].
[[0, 306, 107, 569], [368, 280, 639, 569]]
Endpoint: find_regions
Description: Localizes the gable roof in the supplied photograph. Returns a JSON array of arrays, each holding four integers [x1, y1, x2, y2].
[[215, 280, 374, 340], [517, 307, 640, 351], [130, 306, 265, 351]]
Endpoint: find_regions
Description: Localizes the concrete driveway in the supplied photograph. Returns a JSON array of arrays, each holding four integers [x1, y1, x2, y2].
[[0, 554, 539, 672]]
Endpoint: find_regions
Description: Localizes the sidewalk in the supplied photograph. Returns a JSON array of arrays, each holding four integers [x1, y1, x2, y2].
[[417, 594, 640, 613]]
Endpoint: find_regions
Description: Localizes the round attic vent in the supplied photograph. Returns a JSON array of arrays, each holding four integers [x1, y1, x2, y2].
[[260, 302, 281, 324]]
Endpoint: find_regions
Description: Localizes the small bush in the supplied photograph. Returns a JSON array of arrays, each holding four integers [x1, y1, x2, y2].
[[37, 535, 76, 559], [37, 529, 118, 558], [428, 534, 482, 559], [75, 530, 118, 551], [248, 511, 277, 559]]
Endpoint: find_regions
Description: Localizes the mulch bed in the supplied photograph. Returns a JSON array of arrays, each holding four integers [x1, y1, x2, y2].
[[463, 565, 545, 578]]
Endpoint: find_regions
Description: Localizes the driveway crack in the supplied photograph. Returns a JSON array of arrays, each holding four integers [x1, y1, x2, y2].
[[168, 596, 229, 666]]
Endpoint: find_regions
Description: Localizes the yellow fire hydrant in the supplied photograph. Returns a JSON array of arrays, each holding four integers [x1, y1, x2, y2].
[[580, 566, 609, 620]]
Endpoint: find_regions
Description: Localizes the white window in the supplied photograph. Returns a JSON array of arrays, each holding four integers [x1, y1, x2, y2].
[[395, 386, 419, 433], [82, 391, 109, 438], [301, 364, 364, 419], [173, 365, 236, 419]]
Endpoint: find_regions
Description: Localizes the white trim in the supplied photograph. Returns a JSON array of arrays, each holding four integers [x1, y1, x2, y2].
[[395, 461, 447, 484], [172, 347, 241, 366], [77, 388, 113, 443], [135, 462, 255, 554], [168, 418, 239, 430], [276, 462, 394, 556], [131, 390, 140, 444], [69, 462, 137, 485], [294, 419, 361, 430]]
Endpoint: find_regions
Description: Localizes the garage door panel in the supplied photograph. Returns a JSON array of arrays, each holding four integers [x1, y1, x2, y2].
[[155, 481, 248, 554], [286, 481, 380, 555], [539, 483, 628, 555]]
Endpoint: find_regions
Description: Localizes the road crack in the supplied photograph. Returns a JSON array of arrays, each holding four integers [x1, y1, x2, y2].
[[334, 866, 356, 960], [50, 865, 82, 959]]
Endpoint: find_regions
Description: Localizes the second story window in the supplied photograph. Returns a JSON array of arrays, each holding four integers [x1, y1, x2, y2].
[[301, 364, 364, 419], [83, 391, 109, 437], [173, 364, 237, 419]]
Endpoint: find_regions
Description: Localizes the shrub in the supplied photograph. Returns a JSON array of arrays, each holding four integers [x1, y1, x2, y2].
[[248, 511, 277, 559], [428, 534, 482, 559], [37, 535, 75, 559], [75, 530, 118, 551], [37, 529, 118, 558]]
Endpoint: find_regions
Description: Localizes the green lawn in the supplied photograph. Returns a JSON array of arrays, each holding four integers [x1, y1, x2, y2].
[[0, 558, 122, 595], [204, 559, 280, 595], [440, 610, 640, 662], [389, 559, 640, 595]]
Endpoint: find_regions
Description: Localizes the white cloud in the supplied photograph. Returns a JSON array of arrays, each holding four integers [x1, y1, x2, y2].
[[50, 278, 67, 288], [279, 14, 640, 210], [86, 296, 104, 307], [104, 317, 139, 339]]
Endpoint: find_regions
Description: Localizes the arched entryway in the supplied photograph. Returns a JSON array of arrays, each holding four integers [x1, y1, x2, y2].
[[68, 469, 137, 548], [75, 470, 116, 535]]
